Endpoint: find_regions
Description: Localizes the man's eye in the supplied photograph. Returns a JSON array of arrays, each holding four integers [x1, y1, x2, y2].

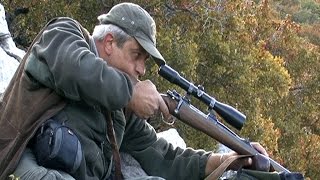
[[133, 52, 140, 58]]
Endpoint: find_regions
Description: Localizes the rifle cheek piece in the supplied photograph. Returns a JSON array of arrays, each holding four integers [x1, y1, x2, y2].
[[158, 64, 246, 130]]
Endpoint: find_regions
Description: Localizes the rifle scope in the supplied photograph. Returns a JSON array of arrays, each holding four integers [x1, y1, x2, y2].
[[158, 64, 246, 130]]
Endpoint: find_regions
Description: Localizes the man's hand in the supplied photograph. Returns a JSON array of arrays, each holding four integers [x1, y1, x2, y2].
[[205, 142, 270, 177], [224, 142, 270, 171], [127, 80, 170, 120]]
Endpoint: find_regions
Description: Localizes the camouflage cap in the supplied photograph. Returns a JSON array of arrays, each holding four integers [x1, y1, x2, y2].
[[98, 2, 165, 66]]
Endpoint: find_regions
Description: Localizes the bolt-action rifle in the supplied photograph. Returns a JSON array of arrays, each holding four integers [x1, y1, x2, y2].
[[158, 64, 290, 173]]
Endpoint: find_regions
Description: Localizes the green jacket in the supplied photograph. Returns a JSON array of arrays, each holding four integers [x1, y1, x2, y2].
[[17, 17, 210, 180]]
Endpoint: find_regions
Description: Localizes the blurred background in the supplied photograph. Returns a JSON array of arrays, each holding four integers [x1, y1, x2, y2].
[[1, 0, 319, 179]]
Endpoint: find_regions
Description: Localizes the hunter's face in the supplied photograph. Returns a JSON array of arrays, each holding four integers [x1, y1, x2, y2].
[[107, 37, 149, 80]]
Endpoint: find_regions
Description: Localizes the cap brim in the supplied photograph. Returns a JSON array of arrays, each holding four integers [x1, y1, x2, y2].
[[135, 37, 165, 66]]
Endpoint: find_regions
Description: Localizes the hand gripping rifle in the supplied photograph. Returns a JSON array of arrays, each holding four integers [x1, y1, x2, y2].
[[158, 64, 290, 173]]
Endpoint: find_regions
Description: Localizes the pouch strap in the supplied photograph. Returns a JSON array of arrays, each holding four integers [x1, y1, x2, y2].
[[102, 108, 122, 180], [205, 154, 252, 180]]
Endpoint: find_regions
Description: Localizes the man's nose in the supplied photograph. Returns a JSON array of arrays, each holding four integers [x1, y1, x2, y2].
[[136, 60, 146, 76]]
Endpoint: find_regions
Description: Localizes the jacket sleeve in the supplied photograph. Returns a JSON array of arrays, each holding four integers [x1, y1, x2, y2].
[[121, 113, 211, 180], [26, 18, 132, 110]]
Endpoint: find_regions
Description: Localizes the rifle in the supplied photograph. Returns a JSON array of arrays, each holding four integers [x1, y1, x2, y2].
[[158, 64, 290, 173]]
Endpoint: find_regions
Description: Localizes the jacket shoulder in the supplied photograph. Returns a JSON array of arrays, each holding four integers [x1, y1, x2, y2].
[[46, 17, 90, 41]]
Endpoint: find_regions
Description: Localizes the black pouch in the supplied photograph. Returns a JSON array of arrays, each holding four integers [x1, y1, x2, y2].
[[32, 118, 82, 174]]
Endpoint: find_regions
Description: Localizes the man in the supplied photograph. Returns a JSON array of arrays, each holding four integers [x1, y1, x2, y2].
[[1, 2, 268, 180]]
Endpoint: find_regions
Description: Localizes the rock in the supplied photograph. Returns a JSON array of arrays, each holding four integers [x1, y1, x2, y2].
[[0, 3, 25, 60], [120, 128, 187, 178], [217, 143, 236, 178], [157, 128, 187, 149], [217, 143, 232, 153], [0, 47, 19, 94], [0, 4, 10, 37], [120, 153, 148, 178], [0, 3, 25, 95]]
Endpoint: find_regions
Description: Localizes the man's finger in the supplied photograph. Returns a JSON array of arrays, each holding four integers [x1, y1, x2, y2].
[[158, 95, 171, 120], [251, 142, 269, 157]]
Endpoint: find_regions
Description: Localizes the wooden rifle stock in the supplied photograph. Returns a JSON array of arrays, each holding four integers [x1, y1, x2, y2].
[[161, 92, 290, 173]]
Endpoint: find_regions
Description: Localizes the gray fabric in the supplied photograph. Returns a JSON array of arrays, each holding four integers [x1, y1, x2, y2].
[[126, 177, 165, 180], [13, 149, 165, 180], [120, 152, 148, 178], [13, 148, 75, 180]]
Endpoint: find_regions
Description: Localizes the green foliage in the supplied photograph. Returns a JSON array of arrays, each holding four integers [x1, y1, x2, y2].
[[273, 0, 320, 47], [299, 23, 320, 45], [293, 9, 320, 23], [301, 0, 320, 15], [2, 0, 319, 179]]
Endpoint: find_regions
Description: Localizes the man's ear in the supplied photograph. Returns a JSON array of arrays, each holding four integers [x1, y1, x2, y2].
[[103, 33, 114, 55]]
